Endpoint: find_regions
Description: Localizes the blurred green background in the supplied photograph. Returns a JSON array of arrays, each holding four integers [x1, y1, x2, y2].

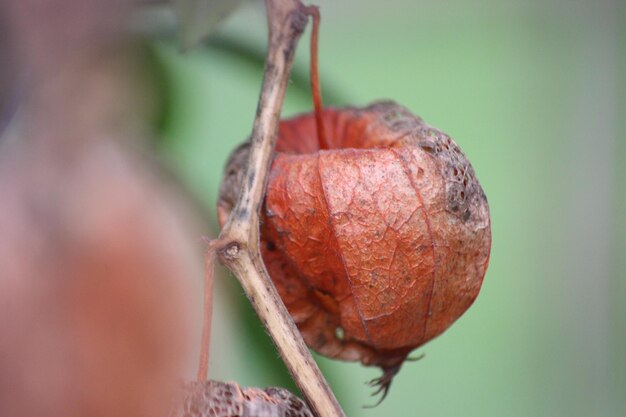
[[150, 0, 625, 416]]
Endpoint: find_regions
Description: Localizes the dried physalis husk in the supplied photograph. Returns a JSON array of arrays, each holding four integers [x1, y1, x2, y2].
[[169, 380, 313, 417], [218, 101, 491, 398], [0, 135, 202, 417], [0, 1, 203, 415]]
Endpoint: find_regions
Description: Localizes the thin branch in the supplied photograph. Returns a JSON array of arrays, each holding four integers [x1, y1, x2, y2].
[[303, 6, 329, 150], [197, 242, 218, 381], [214, 0, 345, 416]]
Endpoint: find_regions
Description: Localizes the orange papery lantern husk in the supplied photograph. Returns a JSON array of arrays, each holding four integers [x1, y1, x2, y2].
[[218, 101, 491, 398]]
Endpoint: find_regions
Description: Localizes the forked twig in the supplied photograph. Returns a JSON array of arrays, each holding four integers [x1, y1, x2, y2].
[[204, 1, 346, 416]]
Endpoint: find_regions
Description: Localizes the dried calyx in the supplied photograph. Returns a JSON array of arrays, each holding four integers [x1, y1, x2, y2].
[[218, 101, 491, 402], [217, 4, 491, 406], [169, 380, 313, 417]]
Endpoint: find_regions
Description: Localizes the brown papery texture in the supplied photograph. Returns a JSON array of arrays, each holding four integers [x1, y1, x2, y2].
[[219, 101, 491, 380], [169, 380, 313, 417]]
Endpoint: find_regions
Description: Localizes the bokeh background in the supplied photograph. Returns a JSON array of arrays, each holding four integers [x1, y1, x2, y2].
[[152, 1, 625, 416], [2, 0, 623, 416]]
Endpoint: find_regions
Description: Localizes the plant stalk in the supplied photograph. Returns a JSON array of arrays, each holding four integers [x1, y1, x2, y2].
[[215, 1, 345, 416]]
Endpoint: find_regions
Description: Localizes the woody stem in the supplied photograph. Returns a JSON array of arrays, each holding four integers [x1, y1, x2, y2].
[[215, 1, 345, 416]]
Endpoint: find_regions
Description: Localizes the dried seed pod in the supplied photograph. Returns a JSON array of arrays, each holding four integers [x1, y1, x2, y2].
[[0, 2, 203, 414], [0, 136, 201, 417], [218, 101, 491, 398], [169, 380, 313, 417]]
